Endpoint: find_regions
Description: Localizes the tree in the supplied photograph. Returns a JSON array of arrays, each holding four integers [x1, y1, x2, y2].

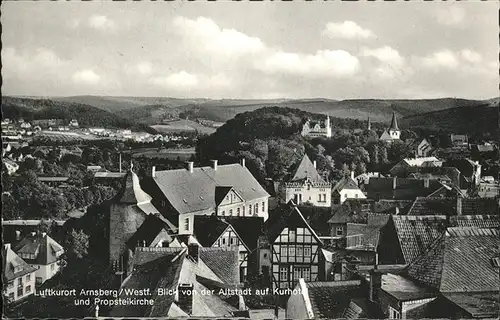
[[356, 162, 367, 176], [380, 146, 389, 164], [341, 163, 350, 177], [65, 229, 90, 260]]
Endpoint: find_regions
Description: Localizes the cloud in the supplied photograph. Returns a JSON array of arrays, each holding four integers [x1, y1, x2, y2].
[[362, 46, 405, 67], [322, 21, 375, 40], [150, 71, 231, 92], [460, 49, 482, 63], [435, 7, 466, 26], [173, 16, 265, 57], [88, 15, 116, 31], [72, 69, 101, 85], [2, 47, 67, 77], [420, 50, 460, 69], [257, 49, 360, 78], [125, 62, 153, 76]]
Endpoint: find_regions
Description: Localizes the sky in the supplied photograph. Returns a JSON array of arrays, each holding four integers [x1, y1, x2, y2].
[[2, 1, 498, 100]]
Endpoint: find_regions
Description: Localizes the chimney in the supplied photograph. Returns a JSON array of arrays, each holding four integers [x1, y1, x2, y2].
[[241, 158, 246, 168], [42, 232, 47, 238], [456, 195, 463, 216], [31, 232, 36, 237], [186, 162, 194, 173], [119, 153, 122, 173], [211, 160, 218, 171], [394, 206, 399, 215], [313, 160, 317, 169], [188, 243, 199, 263], [423, 178, 430, 188], [5, 243, 11, 250], [369, 269, 382, 302], [392, 177, 397, 190], [15, 230, 21, 241], [350, 171, 355, 180], [152, 166, 156, 178], [178, 284, 194, 315]]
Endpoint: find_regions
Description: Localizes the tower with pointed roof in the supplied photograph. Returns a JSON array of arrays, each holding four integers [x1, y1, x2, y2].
[[367, 116, 372, 131], [379, 112, 401, 142]]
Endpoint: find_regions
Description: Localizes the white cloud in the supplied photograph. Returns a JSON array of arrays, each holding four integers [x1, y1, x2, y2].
[[461, 49, 482, 63], [257, 49, 360, 78], [125, 62, 153, 76], [151, 71, 199, 89], [72, 69, 101, 85], [362, 46, 405, 67], [322, 21, 375, 40], [2, 47, 67, 77], [436, 7, 466, 26], [150, 71, 232, 92], [420, 50, 460, 69], [88, 15, 116, 31], [173, 16, 265, 57]]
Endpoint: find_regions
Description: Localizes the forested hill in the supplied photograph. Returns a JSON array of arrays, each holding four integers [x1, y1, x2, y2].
[[1, 96, 156, 133]]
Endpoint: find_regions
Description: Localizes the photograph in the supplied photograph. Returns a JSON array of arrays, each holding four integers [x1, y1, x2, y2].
[[1, 1, 499, 319]]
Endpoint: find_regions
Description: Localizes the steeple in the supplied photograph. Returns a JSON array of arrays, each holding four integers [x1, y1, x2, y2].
[[389, 112, 399, 131], [367, 116, 371, 131]]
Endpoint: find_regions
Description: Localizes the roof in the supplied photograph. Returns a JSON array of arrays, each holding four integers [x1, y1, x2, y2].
[[461, 198, 498, 215], [290, 154, 325, 184], [442, 292, 499, 317], [345, 223, 381, 251], [333, 176, 361, 192], [450, 215, 500, 228], [126, 214, 176, 248], [305, 280, 365, 318], [343, 298, 384, 319], [406, 197, 456, 216], [220, 216, 264, 251], [153, 163, 269, 215], [389, 112, 399, 130], [391, 215, 448, 264], [94, 171, 127, 179], [402, 157, 440, 167], [193, 216, 231, 248], [381, 273, 436, 301], [1, 219, 65, 226], [115, 170, 157, 209], [297, 205, 335, 237], [407, 227, 500, 293], [13, 233, 64, 265], [266, 202, 323, 244], [37, 176, 69, 182], [327, 201, 372, 224], [3, 244, 38, 282], [111, 246, 239, 317]]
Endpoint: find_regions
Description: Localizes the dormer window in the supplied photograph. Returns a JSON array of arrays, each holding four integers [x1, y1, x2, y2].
[[14, 265, 23, 273], [492, 257, 500, 268]]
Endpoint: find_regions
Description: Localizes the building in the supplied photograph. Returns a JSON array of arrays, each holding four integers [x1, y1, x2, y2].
[[301, 116, 332, 138], [69, 119, 79, 128], [284, 154, 332, 207], [414, 138, 432, 157], [446, 158, 482, 188], [389, 156, 443, 177], [110, 245, 243, 317], [265, 202, 323, 289], [20, 122, 32, 129], [3, 243, 37, 303], [193, 215, 264, 283], [37, 176, 70, 187], [365, 177, 443, 200], [379, 112, 400, 143], [3, 159, 20, 175], [12, 232, 64, 285], [145, 160, 270, 236], [450, 134, 468, 147], [332, 173, 367, 205]]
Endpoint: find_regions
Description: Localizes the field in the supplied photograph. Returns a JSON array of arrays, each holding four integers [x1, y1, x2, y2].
[[151, 120, 218, 135], [35, 131, 99, 141], [131, 147, 196, 161]]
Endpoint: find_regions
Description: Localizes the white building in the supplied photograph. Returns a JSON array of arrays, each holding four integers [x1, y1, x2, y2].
[[379, 112, 401, 143], [332, 172, 367, 204], [3, 243, 37, 303], [301, 116, 332, 138], [13, 232, 64, 285], [284, 155, 332, 207]]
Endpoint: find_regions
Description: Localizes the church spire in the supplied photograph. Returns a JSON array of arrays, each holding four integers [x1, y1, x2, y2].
[[389, 112, 399, 131], [367, 116, 371, 131]]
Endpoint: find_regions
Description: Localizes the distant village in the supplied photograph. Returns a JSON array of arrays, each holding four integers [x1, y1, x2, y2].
[[2, 111, 499, 319]]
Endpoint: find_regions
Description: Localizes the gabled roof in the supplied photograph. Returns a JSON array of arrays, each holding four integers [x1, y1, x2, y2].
[[450, 215, 500, 229], [343, 298, 384, 319], [3, 244, 37, 282], [94, 171, 127, 179], [461, 198, 498, 215], [442, 292, 499, 318], [193, 216, 231, 248], [13, 233, 64, 265], [407, 227, 500, 293], [402, 157, 440, 167], [153, 163, 269, 215], [266, 202, 323, 244], [221, 216, 264, 251], [381, 273, 436, 301], [332, 177, 361, 192], [345, 223, 381, 251], [115, 170, 160, 215], [391, 215, 448, 264], [126, 214, 176, 249], [290, 154, 325, 184], [406, 197, 456, 216], [389, 112, 399, 130]]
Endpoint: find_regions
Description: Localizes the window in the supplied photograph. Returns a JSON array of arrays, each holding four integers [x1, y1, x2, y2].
[[229, 209, 233, 215], [17, 286, 23, 297], [237, 207, 241, 216], [289, 229, 296, 242], [222, 238, 226, 245], [26, 285, 31, 293], [389, 307, 401, 319], [296, 246, 303, 263], [230, 237, 237, 246], [26, 274, 31, 282], [279, 267, 288, 281], [355, 194, 358, 198], [280, 246, 288, 260], [222, 210, 225, 216], [248, 205, 252, 215], [242, 206, 245, 215], [36, 277, 42, 284], [184, 218, 190, 231], [262, 202, 265, 212], [289, 246, 296, 262], [7, 281, 13, 289], [51, 263, 55, 271], [336, 227, 343, 237], [255, 205, 258, 214], [17, 278, 22, 286]]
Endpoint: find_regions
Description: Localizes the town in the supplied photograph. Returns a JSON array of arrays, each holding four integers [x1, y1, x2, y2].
[[2, 105, 499, 319]]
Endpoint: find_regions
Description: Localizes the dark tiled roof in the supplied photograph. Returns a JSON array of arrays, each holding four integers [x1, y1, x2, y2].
[[392, 215, 448, 264], [381, 273, 436, 301], [450, 215, 500, 228], [406, 197, 456, 216], [193, 216, 230, 247], [327, 201, 372, 224], [407, 227, 500, 293], [461, 198, 498, 215], [333, 177, 361, 192], [372, 200, 413, 214], [306, 281, 365, 318], [13, 233, 64, 265], [153, 164, 269, 215], [343, 298, 384, 319], [366, 177, 441, 200], [297, 205, 334, 236], [442, 292, 500, 317], [214, 186, 234, 206], [3, 244, 38, 282], [290, 154, 325, 183], [346, 223, 381, 251], [367, 214, 391, 228], [389, 112, 399, 130], [199, 247, 240, 285], [126, 214, 175, 248], [222, 216, 264, 251], [266, 202, 322, 244]]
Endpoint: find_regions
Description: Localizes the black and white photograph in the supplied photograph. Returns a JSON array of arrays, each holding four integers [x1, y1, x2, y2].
[[1, 1, 499, 319]]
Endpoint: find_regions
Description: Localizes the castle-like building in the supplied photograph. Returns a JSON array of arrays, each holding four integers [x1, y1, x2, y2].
[[301, 115, 332, 138], [379, 112, 401, 143]]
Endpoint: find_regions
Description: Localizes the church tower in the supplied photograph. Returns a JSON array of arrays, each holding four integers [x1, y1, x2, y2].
[[388, 112, 400, 140], [367, 116, 371, 131], [325, 115, 332, 138]]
